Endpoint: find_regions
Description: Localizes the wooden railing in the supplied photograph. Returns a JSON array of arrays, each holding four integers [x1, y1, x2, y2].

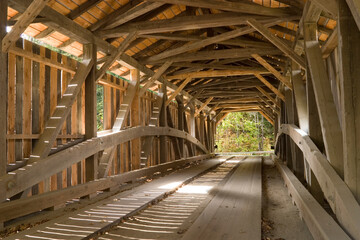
[[276, 124, 360, 239]]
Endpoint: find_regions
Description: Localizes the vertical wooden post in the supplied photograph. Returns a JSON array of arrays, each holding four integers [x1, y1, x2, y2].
[[0, 0, 8, 191], [130, 69, 141, 170], [285, 88, 304, 181], [304, 21, 344, 178], [190, 104, 196, 138], [189, 104, 196, 156], [207, 115, 212, 152], [84, 43, 98, 182], [338, 0, 360, 202], [159, 83, 168, 163], [176, 95, 185, 158], [306, 69, 325, 204], [199, 112, 205, 145]]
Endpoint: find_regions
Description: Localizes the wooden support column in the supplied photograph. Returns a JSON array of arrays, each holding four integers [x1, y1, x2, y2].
[[285, 88, 304, 181], [84, 43, 98, 182], [304, 22, 344, 178], [130, 69, 141, 170], [306, 69, 325, 204], [338, 0, 360, 202], [292, 63, 323, 199], [206, 115, 212, 152], [199, 113, 205, 145], [0, 0, 7, 179], [176, 95, 185, 158], [159, 83, 168, 163]]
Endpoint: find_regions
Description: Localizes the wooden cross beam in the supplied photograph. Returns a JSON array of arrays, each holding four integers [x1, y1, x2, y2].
[[97, 13, 299, 38], [141, 94, 164, 165], [147, 0, 293, 17], [9, 0, 213, 113], [103, 2, 165, 30], [195, 97, 214, 116], [145, 26, 265, 62], [67, 0, 101, 20], [28, 55, 95, 163], [139, 61, 173, 96], [147, 48, 283, 64], [259, 110, 274, 125], [256, 86, 280, 108], [2, 0, 50, 52], [88, 0, 143, 31], [184, 89, 204, 109], [140, 33, 274, 49], [166, 77, 192, 106], [251, 53, 292, 90], [98, 71, 140, 177], [247, 18, 306, 69], [167, 68, 268, 80], [216, 112, 229, 126], [254, 73, 285, 101], [95, 32, 137, 82]]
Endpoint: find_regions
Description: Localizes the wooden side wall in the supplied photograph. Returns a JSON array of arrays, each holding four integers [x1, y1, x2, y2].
[[5, 39, 206, 197]]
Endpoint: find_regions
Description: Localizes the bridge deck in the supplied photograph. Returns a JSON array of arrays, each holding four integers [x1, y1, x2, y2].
[[3, 156, 324, 240]]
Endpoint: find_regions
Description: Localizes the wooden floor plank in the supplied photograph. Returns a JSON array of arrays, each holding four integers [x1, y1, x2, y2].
[[5, 157, 224, 240], [181, 156, 262, 240]]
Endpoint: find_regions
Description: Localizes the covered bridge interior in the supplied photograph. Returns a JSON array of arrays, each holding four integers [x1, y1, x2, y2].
[[0, 0, 360, 239]]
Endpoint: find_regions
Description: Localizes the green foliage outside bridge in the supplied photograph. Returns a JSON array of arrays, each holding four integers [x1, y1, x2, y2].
[[215, 112, 274, 152]]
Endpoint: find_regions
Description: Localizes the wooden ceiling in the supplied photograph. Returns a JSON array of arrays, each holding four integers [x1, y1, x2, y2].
[[7, 0, 337, 118]]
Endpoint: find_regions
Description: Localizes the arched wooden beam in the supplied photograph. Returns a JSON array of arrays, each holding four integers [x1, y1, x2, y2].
[[0, 127, 208, 199], [275, 124, 360, 240]]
